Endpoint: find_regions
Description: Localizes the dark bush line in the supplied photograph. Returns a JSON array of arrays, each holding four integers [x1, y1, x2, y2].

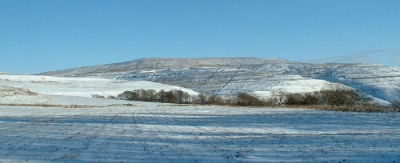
[[115, 89, 267, 106], [285, 89, 361, 107], [107, 89, 399, 112], [118, 89, 193, 104]]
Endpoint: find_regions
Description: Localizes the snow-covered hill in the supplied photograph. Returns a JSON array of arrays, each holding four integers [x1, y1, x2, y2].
[[0, 74, 198, 98], [2, 60, 400, 162], [40, 57, 400, 103]]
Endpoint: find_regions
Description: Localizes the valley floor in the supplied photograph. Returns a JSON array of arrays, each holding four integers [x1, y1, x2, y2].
[[0, 102, 400, 162]]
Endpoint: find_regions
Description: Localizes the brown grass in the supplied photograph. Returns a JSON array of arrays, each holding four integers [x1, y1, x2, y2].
[[0, 86, 38, 97]]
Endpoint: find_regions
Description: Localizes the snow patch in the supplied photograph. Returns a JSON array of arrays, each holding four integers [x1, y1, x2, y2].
[[0, 74, 198, 98]]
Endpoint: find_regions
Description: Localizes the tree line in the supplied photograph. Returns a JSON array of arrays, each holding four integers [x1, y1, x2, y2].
[[92, 88, 399, 111], [113, 89, 373, 107]]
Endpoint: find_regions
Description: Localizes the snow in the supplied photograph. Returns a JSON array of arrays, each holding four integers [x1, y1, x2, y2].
[[140, 70, 162, 73], [0, 102, 399, 162], [1, 69, 399, 162], [253, 77, 350, 97], [41, 57, 400, 103], [0, 74, 198, 98], [1, 72, 399, 162], [0, 94, 136, 107]]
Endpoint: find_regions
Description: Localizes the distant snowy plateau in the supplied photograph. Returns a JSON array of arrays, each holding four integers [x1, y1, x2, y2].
[[41, 57, 400, 105]]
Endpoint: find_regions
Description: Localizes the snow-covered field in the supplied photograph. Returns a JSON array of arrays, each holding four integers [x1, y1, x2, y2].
[[1, 73, 399, 162], [0, 74, 198, 98], [1, 101, 399, 162]]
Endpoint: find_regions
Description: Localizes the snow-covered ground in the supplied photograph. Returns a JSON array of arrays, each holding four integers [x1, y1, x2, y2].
[[0, 101, 399, 162], [225, 75, 349, 97], [0, 74, 198, 98], [1, 72, 399, 162], [39, 57, 400, 103], [0, 94, 136, 107]]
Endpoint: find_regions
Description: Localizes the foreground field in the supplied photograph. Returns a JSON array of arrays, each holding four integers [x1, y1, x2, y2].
[[1, 102, 400, 162]]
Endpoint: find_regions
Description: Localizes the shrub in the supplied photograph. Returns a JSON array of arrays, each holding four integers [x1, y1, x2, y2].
[[135, 89, 157, 101], [236, 92, 264, 106], [159, 90, 166, 102], [115, 87, 376, 110], [175, 90, 191, 104], [165, 90, 177, 103], [207, 94, 225, 105], [117, 89, 193, 103], [118, 91, 139, 101], [197, 94, 208, 105], [303, 93, 320, 105], [285, 93, 305, 105], [285, 93, 319, 105], [320, 89, 359, 106]]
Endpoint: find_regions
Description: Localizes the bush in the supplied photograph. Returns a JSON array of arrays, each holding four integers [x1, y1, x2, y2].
[[285, 93, 319, 105], [117, 89, 194, 104], [236, 92, 264, 106], [207, 94, 225, 105], [283, 88, 363, 107], [164, 90, 177, 103], [303, 93, 320, 105], [115, 87, 373, 109], [285, 93, 305, 105], [175, 90, 191, 104], [197, 94, 208, 105], [135, 89, 157, 101], [320, 89, 359, 106], [118, 91, 139, 101], [159, 90, 166, 102]]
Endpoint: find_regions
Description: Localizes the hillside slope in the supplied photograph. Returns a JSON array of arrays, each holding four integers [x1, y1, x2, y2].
[[40, 57, 400, 103], [0, 74, 198, 98]]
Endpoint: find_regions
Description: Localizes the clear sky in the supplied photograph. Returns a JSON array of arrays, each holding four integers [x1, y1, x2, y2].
[[1, 0, 400, 74]]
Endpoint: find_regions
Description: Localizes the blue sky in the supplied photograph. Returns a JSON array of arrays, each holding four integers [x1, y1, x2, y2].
[[1, 0, 399, 73]]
